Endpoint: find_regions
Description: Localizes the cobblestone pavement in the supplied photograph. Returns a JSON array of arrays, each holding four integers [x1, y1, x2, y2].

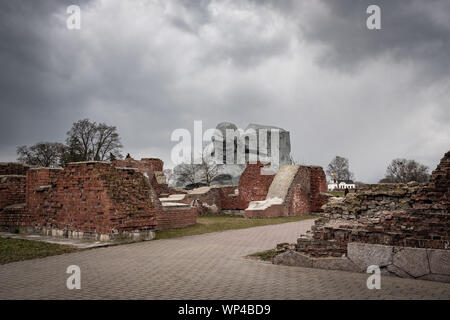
[[1, 219, 449, 299]]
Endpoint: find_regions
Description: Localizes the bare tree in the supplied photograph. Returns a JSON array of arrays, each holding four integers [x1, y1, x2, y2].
[[381, 158, 429, 183], [163, 169, 175, 187], [176, 163, 198, 186], [17, 142, 66, 167], [65, 119, 123, 162], [93, 123, 122, 161], [199, 155, 219, 185], [326, 156, 354, 182], [175, 152, 220, 187]]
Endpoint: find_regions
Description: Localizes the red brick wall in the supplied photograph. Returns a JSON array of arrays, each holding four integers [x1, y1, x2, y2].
[[413, 150, 449, 214], [286, 166, 311, 215], [142, 158, 164, 171], [113, 158, 154, 179], [219, 186, 245, 210], [309, 166, 328, 212], [244, 204, 286, 218], [244, 165, 328, 218], [0, 175, 27, 209], [1, 161, 201, 236], [156, 207, 197, 230], [0, 204, 33, 228], [238, 162, 275, 208], [112, 158, 168, 196], [0, 163, 30, 176], [25, 162, 158, 234], [151, 175, 169, 196], [26, 168, 62, 224]]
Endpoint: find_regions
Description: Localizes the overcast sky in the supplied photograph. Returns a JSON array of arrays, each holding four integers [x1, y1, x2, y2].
[[0, 0, 449, 182]]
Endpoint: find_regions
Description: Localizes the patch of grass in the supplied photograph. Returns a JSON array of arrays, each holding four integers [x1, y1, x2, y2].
[[248, 249, 278, 261], [0, 238, 80, 264], [155, 214, 315, 240]]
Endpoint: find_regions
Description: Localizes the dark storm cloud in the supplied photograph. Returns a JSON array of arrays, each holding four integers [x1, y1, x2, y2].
[[0, 0, 94, 154], [0, 0, 448, 182], [168, 0, 213, 33], [263, 0, 450, 80]]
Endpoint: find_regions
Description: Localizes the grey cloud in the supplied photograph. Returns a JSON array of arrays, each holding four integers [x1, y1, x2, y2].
[[0, 0, 448, 182], [273, 0, 450, 80]]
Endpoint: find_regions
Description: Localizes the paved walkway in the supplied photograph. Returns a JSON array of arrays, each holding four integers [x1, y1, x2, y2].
[[0, 220, 449, 299]]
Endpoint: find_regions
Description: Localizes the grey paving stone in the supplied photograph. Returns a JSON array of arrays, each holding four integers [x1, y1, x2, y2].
[[0, 219, 449, 300], [312, 257, 360, 272]]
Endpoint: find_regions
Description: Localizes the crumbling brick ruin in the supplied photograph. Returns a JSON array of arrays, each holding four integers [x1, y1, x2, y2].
[[0, 159, 196, 241], [274, 150, 450, 283], [161, 161, 329, 218], [238, 162, 275, 209], [161, 186, 232, 215], [0, 155, 330, 240], [0, 175, 27, 210], [0, 163, 31, 228], [244, 164, 329, 218], [112, 158, 169, 196]]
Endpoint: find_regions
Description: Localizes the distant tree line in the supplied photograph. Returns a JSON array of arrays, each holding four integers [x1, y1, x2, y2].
[[326, 155, 430, 185], [17, 119, 123, 167]]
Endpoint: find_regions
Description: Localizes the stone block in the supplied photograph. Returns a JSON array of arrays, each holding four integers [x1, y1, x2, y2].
[[347, 242, 393, 271], [392, 247, 430, 278], [427, 249, 450, 275]]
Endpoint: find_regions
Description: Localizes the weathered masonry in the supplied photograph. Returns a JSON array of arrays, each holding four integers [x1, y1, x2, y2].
[[0, 157, 330, 241], [274, 150, 450, 283], [0, 159, 196, 241], [162, 162, 329, 218]]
